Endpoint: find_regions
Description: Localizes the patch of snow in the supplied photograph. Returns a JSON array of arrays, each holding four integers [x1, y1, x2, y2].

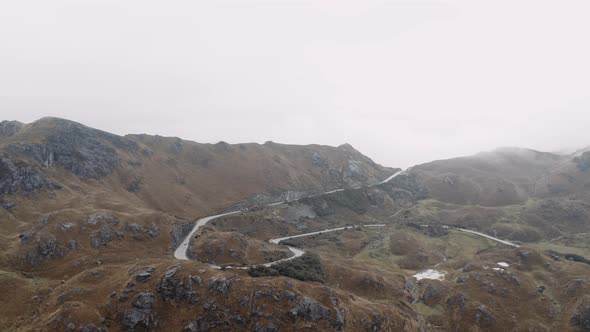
[[497, 262, 509, 267], [413, 269, 445, 281], [492, 267, 504, 272]]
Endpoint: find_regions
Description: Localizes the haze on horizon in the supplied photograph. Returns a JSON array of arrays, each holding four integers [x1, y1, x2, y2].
[[1, 0, 589, 168]]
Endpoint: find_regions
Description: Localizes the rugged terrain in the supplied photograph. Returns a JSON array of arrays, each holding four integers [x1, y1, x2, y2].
[[1, 118, 590, 331]]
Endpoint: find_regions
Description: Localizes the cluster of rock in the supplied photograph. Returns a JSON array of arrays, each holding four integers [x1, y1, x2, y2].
[[572, 298, 590, 331], [18, 212, 161, 266], [0, 118, 152, 203], [0, 120, 24, 137], [0, 156, 48, 196], [111, 266, 346, 331]]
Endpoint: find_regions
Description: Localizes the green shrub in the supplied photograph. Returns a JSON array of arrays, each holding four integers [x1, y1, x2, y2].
[[248, 252, 325, 282]]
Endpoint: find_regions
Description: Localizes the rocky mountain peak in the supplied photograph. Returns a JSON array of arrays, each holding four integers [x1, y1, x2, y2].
[[0, 120, 24, 138], [337, 143, 356, 152]]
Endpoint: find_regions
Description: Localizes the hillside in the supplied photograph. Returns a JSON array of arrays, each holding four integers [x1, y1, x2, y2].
[[395, 148, 590, 242], [2, 118, 590, 331], [0, 117, 409, 331], [0, 117, 395, 217]]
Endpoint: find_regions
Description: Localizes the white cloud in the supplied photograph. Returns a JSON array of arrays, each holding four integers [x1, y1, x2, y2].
[[1, 0, 589, 167]]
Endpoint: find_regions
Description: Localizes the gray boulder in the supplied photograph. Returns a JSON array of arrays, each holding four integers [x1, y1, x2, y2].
[[87, 213, 118, 225], [421, 281, 444, 306], [572, 300, 590, 331], [90, 225, 115, 248], [0, 157, 47, 196], [135, 267, 156, 283], [170, 223, 194, 249], [157, 266, 198, 303], [26, 234, 63, 266], [121, 292, 155, 331], [474, 304, 496, 327], [0, 199, 15, 209], [208, 277, 232, 295], [446, 293, 468, 311], [291, 297, 330, 321], [0, 120, 24, 137]]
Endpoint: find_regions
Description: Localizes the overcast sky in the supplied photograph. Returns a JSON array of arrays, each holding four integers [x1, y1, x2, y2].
[[1, 0, 590, 168]]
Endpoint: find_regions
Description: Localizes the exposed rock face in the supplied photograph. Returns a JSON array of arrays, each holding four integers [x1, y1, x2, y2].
[[208, 276, 232, 295], [239, 190, 311, 208], [170, 223, 194, 249], [291, 296, 331, 321], [25, 234, 64, 266], [6, 118, 138, 179], [90, 225, 115, 248], [0, 120, 24, 137], [421, 281, 444, 306], [301, 189, 372, 216], [125, 223, 160, 239], [380, 173, 429, 200], [135, 267, 156, 283], [446, 293, 468, 311], [575, 152, 590, 172], [121, 292, 155, 330], [572, 299, 590, 330], [0, 199, 16, 209], [157, 266, 199, 304], [284, 204, 317, 226], [183, 320, 209, 332], [87, 213, 119, 225], [474, 304, 496, 327], [0, 157, 47, 195]]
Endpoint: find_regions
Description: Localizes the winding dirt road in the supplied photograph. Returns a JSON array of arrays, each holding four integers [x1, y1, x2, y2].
[[174, 169, 519, 270], [173, 171, 403, 269]]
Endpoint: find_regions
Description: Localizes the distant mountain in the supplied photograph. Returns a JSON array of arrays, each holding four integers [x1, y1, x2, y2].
[[397, 147, 590, 241], [0, 117, 402, 331], [410, 147, 568, 206], [0, 117, 395, 217]]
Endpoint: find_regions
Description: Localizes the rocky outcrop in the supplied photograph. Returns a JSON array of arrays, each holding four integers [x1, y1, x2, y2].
[[574, 152, 590, 172], [157, 266, 199, 304], [125, 223, 160, 239], [421, 281, 444, 306], [0, 157, 47, 196], [0, 199, 16, 209], [237, 190, 311, 209], [208, 276, 232, 295], [6, 118, 141, 180], [474, 304, 496, 327], [25, 233, 64, 266], [121, 292, 155, 331], [135, 267, 156, 283], [87, 213, 119, 225], [301, 189, 372, 217], [446, 293, 468, 311], [291, 296, 331, 321], [380, 173, 429, 200], [90, 225, 116, 248], [0, 120, 24, 137], [572, 299, 590, 331], [126, 176, 143, 192], [170, 223, 194, 250], [284, 204, 317, 225]]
